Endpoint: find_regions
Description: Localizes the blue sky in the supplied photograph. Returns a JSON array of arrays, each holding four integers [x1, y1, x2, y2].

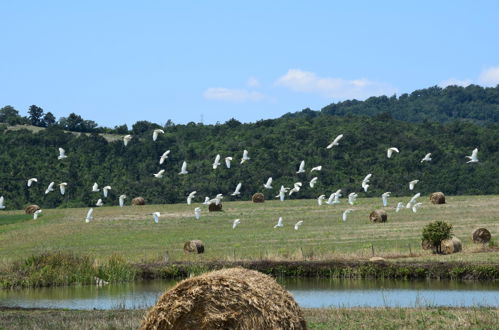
[[1, 1, 499, 127]]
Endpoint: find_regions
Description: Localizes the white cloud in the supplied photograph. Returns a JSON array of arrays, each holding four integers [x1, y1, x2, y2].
[[478, 66, 499, 86], [247, 77, 260, 88], [438, 78, 472, 88], [203, 87, 266, 102], [274, 69, 397, 100]]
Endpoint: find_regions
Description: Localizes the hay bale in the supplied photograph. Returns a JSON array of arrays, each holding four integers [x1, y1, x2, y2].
[[141, 267, 306, 330], [440, 237, 462, 254], [252, 192, 265, 203], [369, 257, 385, 262], [472, 228, 491, 243], [208, 202, 222, 212], [421, 239, 433, 250], [131, 197, 145, 206], [369, 209, 387, 223], [430, 192, 446, 204], [24, 204, 40, 215], [183, 240, 204, 254]]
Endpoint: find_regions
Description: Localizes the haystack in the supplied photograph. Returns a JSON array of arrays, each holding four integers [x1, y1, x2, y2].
[[440, 237, 462, 254], [252, 192, 265, 203], [430, 192, 446, 204], [183, 240, 204, 254], [131, 197, 145, 206], [369, 209, 387, 223], [208, 202, 222, 212], [421, 239, 433, 250], [24, 204, 40, 215], [141, 268, 306, 330], [472, 228, 491, 243]]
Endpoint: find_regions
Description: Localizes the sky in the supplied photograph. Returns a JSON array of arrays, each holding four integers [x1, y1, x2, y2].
[[1, 1, 499, 127]]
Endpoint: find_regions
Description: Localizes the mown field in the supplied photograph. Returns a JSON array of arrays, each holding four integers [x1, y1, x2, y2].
[[1, 195, 497, 264]]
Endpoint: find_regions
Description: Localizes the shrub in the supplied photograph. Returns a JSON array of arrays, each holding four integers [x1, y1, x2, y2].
[[422, 221, 453, 254]]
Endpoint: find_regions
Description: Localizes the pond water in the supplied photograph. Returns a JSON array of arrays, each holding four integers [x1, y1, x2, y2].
[[0, 278, 497, 310]]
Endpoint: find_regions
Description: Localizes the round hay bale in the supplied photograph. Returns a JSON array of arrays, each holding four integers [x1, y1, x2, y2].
[[252, 192, 265, 203], [208, 202, 222, 212], [131, 197, 145, 206], [369, 209, 387, 223], [472, 228, 491, 243], [24, 204, 40, 215], [421, 239, 433, 250], [141, 267, 306, 330], [440, 237, 462, 255], [183, 240, 204, 254], [430, 192, 446, 204]]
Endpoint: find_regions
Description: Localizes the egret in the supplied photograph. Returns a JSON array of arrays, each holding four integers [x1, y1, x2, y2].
[[187, 191, 197, 205], [27, 178, 38, 187], [211, 194, 223, 205], [159, 150, 170, 164], [96, 199, 104, 207], [119, 194, 126, 207], [263, 177, 273, 189], [240, 150, 250, 164], [317, 194, 325, 206], [232, 219, 241, 229], [152, 129, 164, 141], [92, 182, 100, 192], [327, 190, 341, 205], [309, 177, 318, 188], [276, 185, 288, 201], [85, 208, 94, 223], [310, 165, 322, 172], [152, 212, 160, 223], [381, 192, 391, 207], [194, 207, 201, 219], [274, 217, 284, 228], [362, 174, 372, 192], [212, 154, 221, 169], [231, 182, 242, 196], [179, 161, 188, 175], [123, 135, 132, 146], [294, 220, 303, 230], [348, 193, 358, 205], [45, 182, 55, 194], [296, 160, 305, 174], [33, 209, 42, 220], [225, 156, 233, 168], [203, 196, 210, 204], [103, 185, 112, 198], [466, 148, 479, 163], [406, 193, 421, 209], [58, 148, 67, 160], [412, 202, 423, 213], [289, 182, 302, 196], [326, 134, 343, 149], [0, 196, 5, 209], [153, 169, 165, 178], [387, 147, 399, 158], [59, 182, 68, 195], [409, 180, 419, 191], [421, 153, 432, 163], [342, 209, 353, 222], [395, 202, 405, 212]]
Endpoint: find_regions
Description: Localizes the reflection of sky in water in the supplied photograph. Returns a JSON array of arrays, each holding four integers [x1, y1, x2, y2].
[[0, 279, 497, 310]]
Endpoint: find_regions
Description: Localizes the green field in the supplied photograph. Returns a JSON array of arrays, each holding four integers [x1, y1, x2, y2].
[[1, 195, 497, 264]]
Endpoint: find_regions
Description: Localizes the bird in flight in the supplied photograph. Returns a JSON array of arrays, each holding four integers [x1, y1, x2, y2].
[[27, 178, 38, 187], [85, 208, 94, 223], [395, 202, 405, 212], [310, 165, 322, 172], [232, 219, 241, 229], [225, 157, 233, 168], [194, 207, 201, 220], [296, 160, 305, 174], [103, 186, 112, 198], [326, 134, 343, 149], [317, 194, 325, 206], [294, 221, 303, 230], [59, 182, 68, 195], [362, 174, 372, 192], [240, 150, 250, 164], [45, 182, 55, 194], [263, 177, 273, 189], [187, 191, 197, 205], [33, 209, 42, 220], [213, 154, 221, 169], [421, 153, 432, 163], [0, 196, 5, 209], [466, 148, 479, 163], [231, 182, 242, 196], [179, 161, 188, 175], [274, 217, 284, 228], [119, 194, 126, 207], [153, 169, 165, 178], [96, 199, 104, 207], [152, 129, 164, 141], [348, 192, 358, 205], [342, 209, 353, 222], [381, 192, 391, 207], [159, 150, 170, 164], [123, 135, 132, 147], [409, 180, 419, 191], [387, 147, 399, 158], [152, 212, 160, 223], [92, 183, 100, 192], [58, 148, 67, 160], [309, 177, 318, 188]]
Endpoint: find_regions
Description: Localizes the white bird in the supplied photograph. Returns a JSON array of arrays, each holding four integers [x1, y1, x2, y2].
[[27, 178, 38, 187], [276, 185, 288, 202], [187, 191, 197, 205], [152, 129, 164, 141], [231, 182, 242, 196], [92, 182, 100, 192], [240, 150, 250, 164], [342, 209, 353, 222], [381, 192, 391, 207], [153, 169, 165, 178], [213, 154, 221, 169], [326, 134, 343, 149], [45, 182, 55, 194], [225, 157, 233, 168], [466, 148, 479, 163], [159, 150, 170, 164], [406, 193, 421, 209], [102, 185, 112, 198], [152, 212, 160, 223], [58, 147, 67, 160], [317, 194, 325, 206], [33, 209, 42, 220], [274, 217, 284, 228], [179, 161, 188, 175], [263, 177, 273, 189], [119, 194, 126, 207], [85, 208, 94, 223], [123, 135, 132, 146], [348, 192, 358, 205], [194, 207, 201, 220], [203, 196, 210, 204], [395, 202, 405, 212], [327, 190, 342, 205], [412, 202, 423, 213], [232, 219, 241, 229], [310, 165, 322, 172], [59, 182, 68, 195], [0, 196, 4, 209], [421, 153, 432, 163], [289, 182, 302, 196], [309, 177, 318, 188], [361, 174, 372, 192], [96, 199, 104, 207], [296, 160, 305, 174], [294, 220, 303, 230], [409, 180, 419, 191], [209, 194, 223, 205], [387, 147, 399, 158]]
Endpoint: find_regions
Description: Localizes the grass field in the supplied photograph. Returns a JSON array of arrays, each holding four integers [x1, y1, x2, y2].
[[1, 195, 497, 265]]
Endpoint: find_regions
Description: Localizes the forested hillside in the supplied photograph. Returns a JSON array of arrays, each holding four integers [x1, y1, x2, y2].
[[0, 113, 497, 210]]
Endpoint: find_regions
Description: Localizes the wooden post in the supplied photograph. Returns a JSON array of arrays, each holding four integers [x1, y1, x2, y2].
[[371, 243, 375, 256]]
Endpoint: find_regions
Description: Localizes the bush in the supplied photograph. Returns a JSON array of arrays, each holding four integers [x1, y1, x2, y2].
[[422, 221, 453, 254]]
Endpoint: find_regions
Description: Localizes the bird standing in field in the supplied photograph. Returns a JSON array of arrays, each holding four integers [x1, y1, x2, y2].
[[381, 192, 391, 207], [212, 154, 221, 169], [159, 150, 170, 164], [92, 182, 100, 192], [33, 209, 42, 220], [225, 157, 233, 168], [152, 129, 164, 141], [153, 169, 165, 178], [187, 191, 197, 205], [274, 217, 284, 228], [231, 182, 242, 196], [326, 134, 343, 149], [296, 160, 305, 174], [194, 207, 201, 220], [232, 219, 241, 229], [103, 186, 112, 198], [466, 148, 479, 163], [85, 208, 94, 223], [0, 196, 5, 209], [309, 177, 318, 188], [317, 194, 325, 206], [294, 221, 303, 230], [348, 193, 358, 205], [342, 209, 353, 222], [409, 180, 419, 191], [152, 212, 160, 223], [387, 147, 399, 158], [263, 177, 273, 189], [123, 135, 132, 146], [58, 148, 67, 160], [421, 153, 432, 163], [310, 165, 322, 172], [27, 178, 38, 187], [59, 182, 68, 195], [179, 161, 188, 175], [45, 182, 55, 194], [119, 194, 126, 207], [240, 150, 250, 164]]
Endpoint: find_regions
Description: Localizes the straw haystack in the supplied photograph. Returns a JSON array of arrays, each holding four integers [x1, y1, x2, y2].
[[131, 197, 146, 205], [430, 192, 446, 204], [440, 237, 462, 254], [183, 240, 204, 254], [369, 209, 387, 223], [141, 268, 306, 330], [252, 193, 265, 203], [24, 204, 40, 215], [208, 202, 222, 212], [472, 228, 491, 243]]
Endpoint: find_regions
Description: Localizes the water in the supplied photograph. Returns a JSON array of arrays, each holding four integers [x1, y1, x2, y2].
[[0, 278, 497, 310]]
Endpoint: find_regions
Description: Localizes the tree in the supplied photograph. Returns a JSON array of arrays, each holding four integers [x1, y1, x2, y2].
[[114, 124, 129, 134], [28, 105, 45, 126], [422, 221, 453, 254], [0, 105, 24, 125], [43, 112, 56, 127]]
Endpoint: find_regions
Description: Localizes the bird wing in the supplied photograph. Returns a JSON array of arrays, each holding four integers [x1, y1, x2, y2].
[[266, 177, 272, 186], [59, 148, 65, 156], [86, 208, 93, 219]]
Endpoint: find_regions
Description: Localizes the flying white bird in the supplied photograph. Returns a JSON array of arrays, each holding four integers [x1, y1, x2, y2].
[[327, 190, 342, 205], [92, 182, 100, 192], [317, 194, 325, 206], [45, 182, 55, 194], [309, 177, 318, 188], [225, 157, 233, 168], [289, 182, 302, 196], [203, 196, 210, 204], [362, 174, 372, 192], [58, 148, 67, 160], [326, 134, 343, 149], [152, 212, 160, 223], [395, 202, 405, 212], [342, 209, 353, 222], [119, 194, 126, 207], [466, 148, 479, 163], [103, 186, 112, 198], [159, 150, 170, 164], [85, 208, 94, 223], [187, 191, 197, 205], [381, 192, 391, 207], [276, 185, 288, 202], [96, 199, 104, 207], [209, 194, 223, 205], [240, 150, 250, 164], [59, 182, 67, 195], [152, 129, 164, 141], [153, 169, 165, 178], [310, 165, 322, 172], [212, 154, 221, 169], [412, 202, 423, 213], [231, 182, 242, 196], [179, 161, 188, 175], [194, 207, 201, 219], [0, 196, 4, 209], [123, 135, 132, 146], [274, 217, 284, 228], [409, 180, 419, 191], [387, 147, 399, 158], [27, 178, 38, 187], [406, 193, 421, 209], [296, 160, 305, 174], [232, 219, 241, 229], [33, 209, 42, 220], [294, 221, 303, 230], [348, 193, 358, 205], [263, 177, 273, 189], [421, 153, 432, 163]]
